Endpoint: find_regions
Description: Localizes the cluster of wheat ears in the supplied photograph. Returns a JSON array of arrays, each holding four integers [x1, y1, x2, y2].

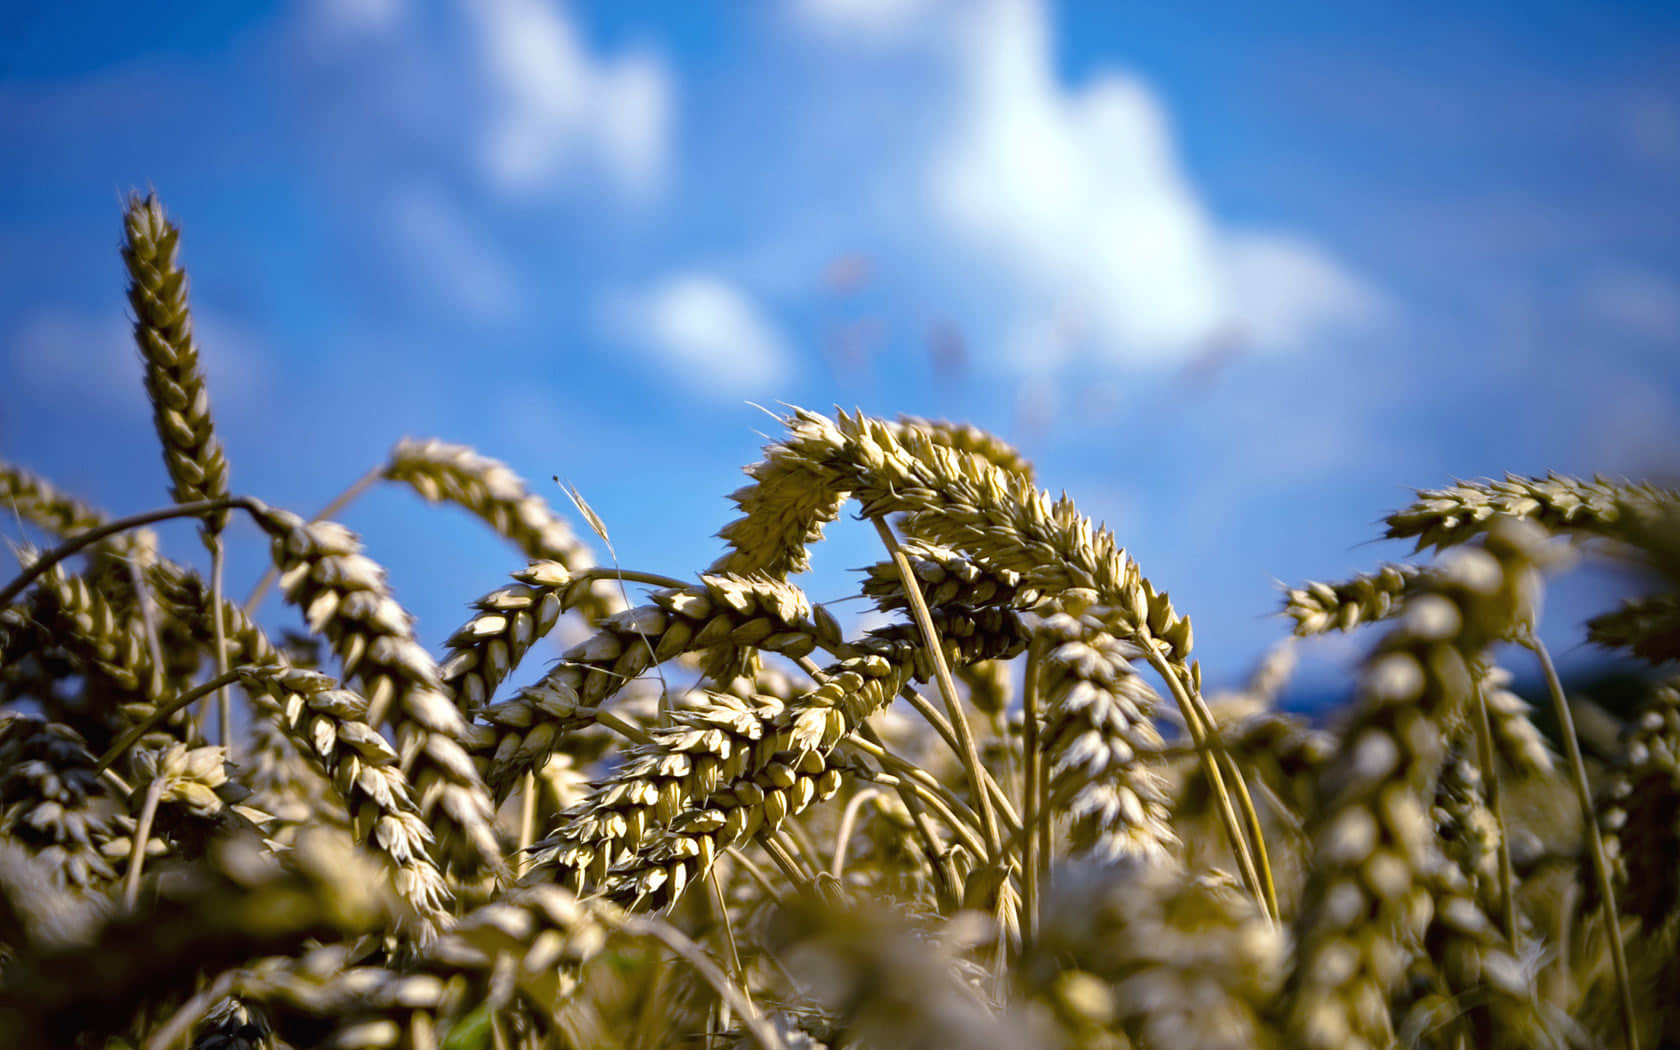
[[0, 193, 1677, 1050]]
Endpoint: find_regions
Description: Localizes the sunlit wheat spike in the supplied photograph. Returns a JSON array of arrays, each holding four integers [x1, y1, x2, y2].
[[1037, 613, 1175, 864], [121, 192, 231, 536], [1029, 860, 1284, 1050], [593, 610, 1029, 912], [894, 414, 1037, 483], [1385, 472, 1678, 554], [478, 572, 834, 799], [1283, 563, 1420, 636], [860, 538, 1044, 613], [239, 667, 453, 933], [384, 438, 623, 624], [0, 462, 108, 539], [1284, 519, 1559, 1050], [251, 504, 507, 881]]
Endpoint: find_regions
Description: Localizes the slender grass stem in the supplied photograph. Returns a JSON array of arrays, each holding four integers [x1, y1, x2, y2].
[[620, 914, 788, 1050], [873, 517, 1003, 864], [209, 539, 232, 758], [1020, 634, 1045, 950], [518, 770, 538, 879], [97, 669, 246, 772], [893, 685, 1021, 832], [1524, 631, 1638, 1050], [0, 497, 257, 610], [1141, 647, 1271, 919], [830, 788, 883, 878], [124, 774, 166, 909], [1471, 672, 1520, 944]]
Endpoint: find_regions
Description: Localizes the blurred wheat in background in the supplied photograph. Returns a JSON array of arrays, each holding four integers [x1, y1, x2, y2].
[[1, 192, 1678, 1048]]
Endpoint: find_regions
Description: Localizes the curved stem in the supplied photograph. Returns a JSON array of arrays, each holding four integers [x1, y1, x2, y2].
[[1524, 632, 1638, 1050], [873, 517, 1002, 864], [620, 914, 788, 1050], [124, 775, 167, 909], [1471, 671, 1519, 944], [0, 497, 258, 610], [97, 669, 247, 772], [1020, 634, 1046, 950], [1142, 647, 1271, 919], [830, 788, 884, 878]]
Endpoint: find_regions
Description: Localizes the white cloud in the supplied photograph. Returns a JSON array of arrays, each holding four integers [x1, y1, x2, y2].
[[920, 0, 1382, 368], [1578, 264, 1680, 343], [601, 274, 792, 397], [466, 0, 672, 199], [12, 308, 261, 412], [793, 0, 947, 43], [387, 185, 518, 320], [304, 0, 403, 43]]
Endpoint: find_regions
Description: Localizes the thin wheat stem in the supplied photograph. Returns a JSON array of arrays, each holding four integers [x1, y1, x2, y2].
[[759, 831, 809, 889], [518, 770, 538, 879], [1141, 647, 1269, 917], [830, 787, 884, 878], [123, 774, 166, 909], [843, 736, 988, 854], [892, 684, 1020, 832], [874, 517, 1003, 864], [706, 865, 750, 1020], [1020, 633, 1045, 950], [210, 539, 232, 757], [96, 669, 245, 772], [1524, 631, 1637, 1050], [123, 556, 168, 699], [620, 914, 788, 1050], [0, 497, 256, 609], [1471, 674, 1519, 943]]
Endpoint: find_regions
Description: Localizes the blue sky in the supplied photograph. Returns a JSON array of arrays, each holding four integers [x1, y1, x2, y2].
[[4, 0, 1678, 699]]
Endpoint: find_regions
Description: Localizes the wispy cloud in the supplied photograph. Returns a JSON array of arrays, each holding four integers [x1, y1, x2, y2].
[[465, 0, 672, 200], [386, 184, 519, 320], [11, 307, 263, 412], [921, 0, 1383, 370], [1578, 264, 1680, 343], [792, 0, 948, 43], [600, 273, 792, 397]]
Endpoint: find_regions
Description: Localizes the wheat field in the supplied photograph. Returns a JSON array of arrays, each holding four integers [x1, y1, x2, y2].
[[1, 193, 1677, 1049]]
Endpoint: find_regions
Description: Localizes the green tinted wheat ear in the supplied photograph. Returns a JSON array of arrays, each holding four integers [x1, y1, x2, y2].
[[1386, 472, 1678, 553], [1284, 520, 1559, 1050], [122, 193, 231, 535], [1283, 564, 1419, 636], [251, 506, 506, 879], [1037, 614, 1175, 864], [384, 438, 622, 623]]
